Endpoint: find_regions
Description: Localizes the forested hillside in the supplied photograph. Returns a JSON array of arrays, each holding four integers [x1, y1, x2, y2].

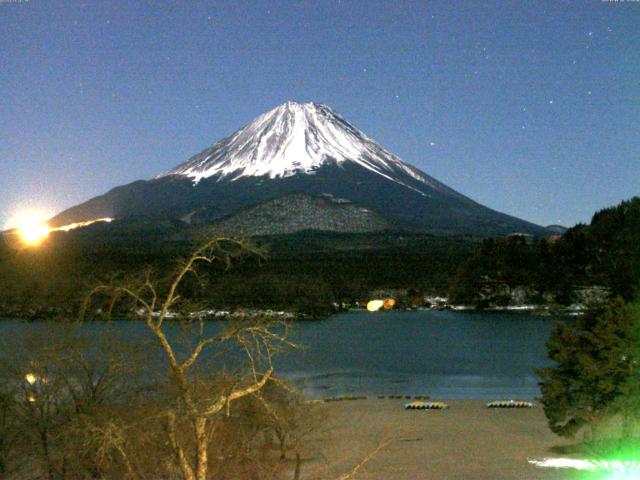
[[3, 197, 636, 318], [0, 226, 475, 318], [449, 197, 640, 306]]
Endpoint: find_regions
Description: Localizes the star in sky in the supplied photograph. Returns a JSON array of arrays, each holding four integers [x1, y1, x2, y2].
[[1, 1, 637, 228]]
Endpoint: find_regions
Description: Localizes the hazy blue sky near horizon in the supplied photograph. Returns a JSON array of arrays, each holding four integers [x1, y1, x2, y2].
[[1, 0, 639, 228]]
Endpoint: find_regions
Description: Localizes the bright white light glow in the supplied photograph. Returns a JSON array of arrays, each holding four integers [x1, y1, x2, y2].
[[25, 373, 37, 385], [55, 217, 113, 231]]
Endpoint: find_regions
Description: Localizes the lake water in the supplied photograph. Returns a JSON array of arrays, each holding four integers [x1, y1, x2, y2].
[[0, 310, 562, 400], [280, 310, 559, 399]]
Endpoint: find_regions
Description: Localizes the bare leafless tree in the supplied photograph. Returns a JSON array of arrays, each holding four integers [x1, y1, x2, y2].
[[0, 354, 22, 478], [0, 325, 150, 479], [82, 236, 297, 480], [1, 235, 390, 480]]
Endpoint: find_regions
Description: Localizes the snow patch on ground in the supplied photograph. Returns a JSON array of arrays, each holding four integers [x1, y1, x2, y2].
[[529, 457, 640, 474]]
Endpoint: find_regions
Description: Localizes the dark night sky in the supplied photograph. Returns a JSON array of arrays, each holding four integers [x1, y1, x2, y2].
[[1, 0, 638, 228]]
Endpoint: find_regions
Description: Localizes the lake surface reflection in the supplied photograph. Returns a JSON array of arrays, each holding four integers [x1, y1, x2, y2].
[[0, 310, 562, 399], [280, 310, 559, 399]]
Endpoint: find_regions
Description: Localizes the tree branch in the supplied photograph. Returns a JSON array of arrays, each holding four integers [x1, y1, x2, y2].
[[204, 367, 274, 416]]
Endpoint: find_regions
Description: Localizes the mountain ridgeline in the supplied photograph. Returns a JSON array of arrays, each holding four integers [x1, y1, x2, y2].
[[1, 194, 637, 318], [3, 102, 634, 319], [50, 101, 548, 237]]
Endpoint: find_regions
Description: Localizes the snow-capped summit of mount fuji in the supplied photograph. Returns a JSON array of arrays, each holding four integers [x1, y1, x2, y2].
[[51, 102, 550, 237], [160, 101, 444, 196]]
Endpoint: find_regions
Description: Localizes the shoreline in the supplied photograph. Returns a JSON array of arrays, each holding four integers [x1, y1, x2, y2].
[[0, 303, 581, 322]]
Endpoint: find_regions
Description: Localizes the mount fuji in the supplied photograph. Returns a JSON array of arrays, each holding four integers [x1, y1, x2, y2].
[[50, 101, 548, 237]]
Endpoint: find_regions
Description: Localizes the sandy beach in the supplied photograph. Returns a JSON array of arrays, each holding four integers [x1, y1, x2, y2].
[[303, 399, 579, 480]]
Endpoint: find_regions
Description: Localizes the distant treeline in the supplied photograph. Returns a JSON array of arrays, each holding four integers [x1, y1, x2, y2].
[[201, 232, 477, 315], [2, 197, 637, 319], [0, 226, 476, 318]]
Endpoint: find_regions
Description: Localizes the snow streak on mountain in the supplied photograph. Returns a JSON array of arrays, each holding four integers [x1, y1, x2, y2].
[[160, 101, 450, 197], [51, 101, 549, 237]]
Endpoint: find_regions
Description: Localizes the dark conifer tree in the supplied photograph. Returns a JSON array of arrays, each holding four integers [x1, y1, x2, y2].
[[537, 299, 640, 439]]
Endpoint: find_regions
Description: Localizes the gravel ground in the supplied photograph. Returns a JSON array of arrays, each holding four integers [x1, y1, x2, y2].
[[301, 399, 581, 480]]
